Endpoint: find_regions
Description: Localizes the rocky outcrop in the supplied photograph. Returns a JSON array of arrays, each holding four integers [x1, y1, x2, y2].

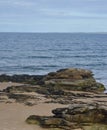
[[0, 68, 105, 92], [0, 68, 107, 129], [1, 68, 106, 105], [26, 102, 107, 130], [25, 68, 107, 129], [2, 84, 107, 105], [26, 115, 79, 130], [52, 103, 107, 123], [43, 68, 105, 92]]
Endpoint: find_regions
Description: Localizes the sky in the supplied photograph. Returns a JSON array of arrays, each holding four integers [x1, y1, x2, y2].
[[0, 0, 107, 32]]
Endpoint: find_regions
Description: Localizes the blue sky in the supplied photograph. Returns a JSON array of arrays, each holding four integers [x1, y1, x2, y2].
[[0, 0, 107, 32]]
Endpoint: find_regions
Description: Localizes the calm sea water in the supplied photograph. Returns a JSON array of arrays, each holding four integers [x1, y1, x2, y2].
[[0, 33, 107, 87]]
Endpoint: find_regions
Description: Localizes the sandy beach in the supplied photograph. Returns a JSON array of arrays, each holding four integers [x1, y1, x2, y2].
[[0, 82, 67, 130], [0, 102, 67, 130]]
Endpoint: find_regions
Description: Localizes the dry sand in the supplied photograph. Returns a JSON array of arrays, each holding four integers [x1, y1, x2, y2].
[[0, 102, 67, 130], [0, 82, 67, 130], [0, 82, 23, 91]]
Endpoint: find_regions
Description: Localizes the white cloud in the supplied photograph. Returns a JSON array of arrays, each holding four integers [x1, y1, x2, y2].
[[0, 0, 36, 7], [12, 1, 36, 7], [38, 8, 107, 19]]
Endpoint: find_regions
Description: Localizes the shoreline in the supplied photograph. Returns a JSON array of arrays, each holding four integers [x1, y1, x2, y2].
[[0, 68, 107, 130]]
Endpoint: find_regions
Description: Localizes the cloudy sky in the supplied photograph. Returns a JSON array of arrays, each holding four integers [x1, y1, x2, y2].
[[0, 0, 107, 32]]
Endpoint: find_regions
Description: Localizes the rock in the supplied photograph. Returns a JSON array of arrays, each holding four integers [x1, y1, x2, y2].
[[41, 117, 80, 129], [2, 68, 106, 106], [26, 115, 80, 130], [43, 68, 105, 92], [53, 103, 107, 123], [8, 93, 33, 103], [3, 85, 39, 93], [83, 124, 107, 130], [52, 102, 107, 129], [44, 68, 93, 80], [26, 102, 107, 130], [0, 68, 105, 92], [0, 74, 44, 84], [24, 100, 37, 106], [26, 115, 45, 125], [1, 67, 105, 129], [1, 67, 107, 130]]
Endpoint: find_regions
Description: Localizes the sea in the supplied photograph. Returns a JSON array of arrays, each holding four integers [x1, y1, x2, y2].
[[0, 32, 107, 88]]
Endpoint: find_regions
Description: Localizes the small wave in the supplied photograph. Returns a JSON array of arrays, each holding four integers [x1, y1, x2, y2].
[[56, 54, 107, 59], [0, 49, 12, 52], [85, 63, 107, 67], [0, 57, 15, 60], [22, 66, 43, 70], [49, 49, 72, 51], [27, 56, 54, 59], [22, 65, 59, 69], [41, 65, 59, 68], [32, 49, 48, 51], [22, 66, 49, 70]]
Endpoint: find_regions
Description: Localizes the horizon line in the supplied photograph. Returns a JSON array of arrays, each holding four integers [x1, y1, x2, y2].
[[0, 31, 107, 34]]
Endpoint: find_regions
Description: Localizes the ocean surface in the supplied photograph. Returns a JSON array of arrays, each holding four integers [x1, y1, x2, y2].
[[0, 32, 107, 88]]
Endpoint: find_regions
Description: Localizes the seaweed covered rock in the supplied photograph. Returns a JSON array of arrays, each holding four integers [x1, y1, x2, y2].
[[0, 74, 44, 84]]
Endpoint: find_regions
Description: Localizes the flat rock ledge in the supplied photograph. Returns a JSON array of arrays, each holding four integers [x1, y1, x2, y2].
[[1, 68, 106, 105], [0, 68, 105, 92]]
